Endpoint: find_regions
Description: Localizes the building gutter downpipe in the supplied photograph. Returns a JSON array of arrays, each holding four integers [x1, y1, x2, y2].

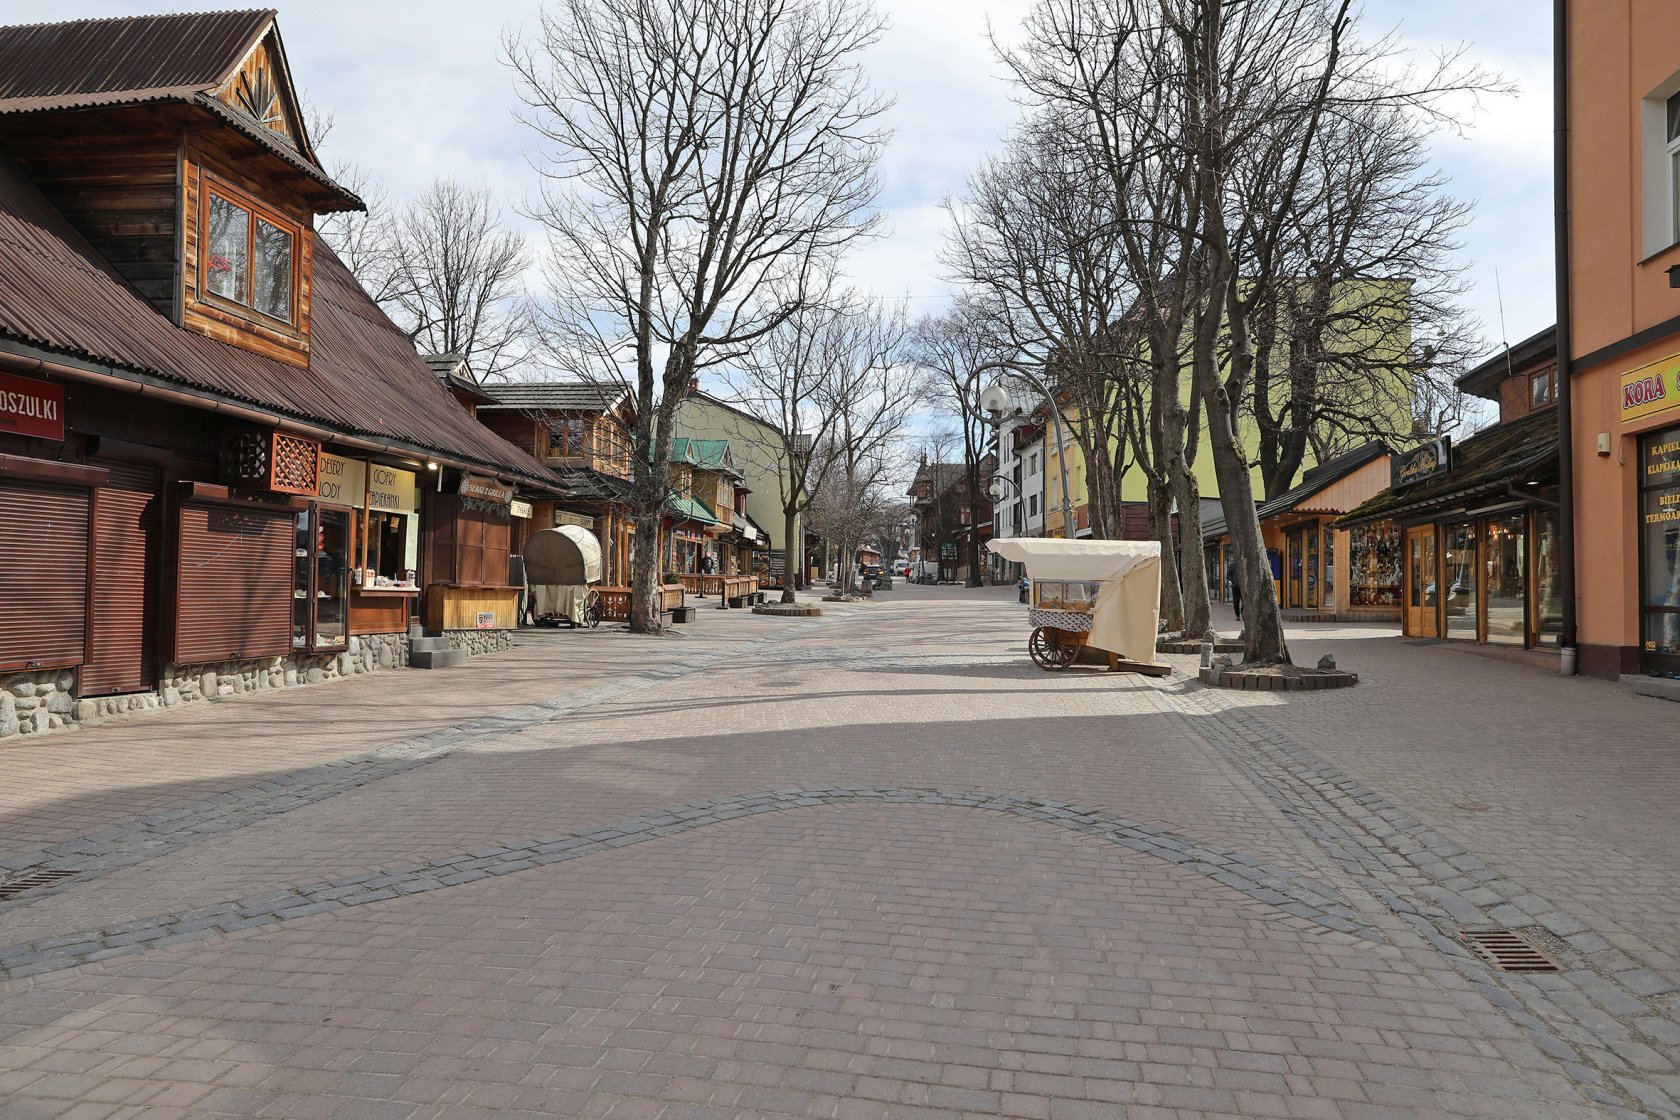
[[1554, 0, 1579, 667]]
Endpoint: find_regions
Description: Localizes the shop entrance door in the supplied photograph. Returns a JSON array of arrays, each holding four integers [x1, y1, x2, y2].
[[1405, 526, 1439, 638]]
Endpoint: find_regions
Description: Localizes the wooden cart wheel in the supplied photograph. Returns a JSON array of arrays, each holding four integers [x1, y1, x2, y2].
[[583, 589, 604, 629], [1028, 626, 1077, 671]]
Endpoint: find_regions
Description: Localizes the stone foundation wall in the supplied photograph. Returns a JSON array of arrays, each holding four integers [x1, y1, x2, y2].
[[443, 629, 515, 656], [0, 633, 411, 744]]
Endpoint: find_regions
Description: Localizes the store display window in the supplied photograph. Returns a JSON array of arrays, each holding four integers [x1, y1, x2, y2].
[[1349, 523, 1401, 606], [1640, 424, 1680, 674], [292, 505, 351, 650]]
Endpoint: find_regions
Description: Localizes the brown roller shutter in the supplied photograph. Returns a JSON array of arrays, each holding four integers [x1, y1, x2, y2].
[[0, 481, 89, 672], [175, 502, 294, 663], [83, 462, 161, 696]]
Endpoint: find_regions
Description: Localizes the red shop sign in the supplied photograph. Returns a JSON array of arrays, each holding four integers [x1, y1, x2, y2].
[[0, 372, 64, 442]]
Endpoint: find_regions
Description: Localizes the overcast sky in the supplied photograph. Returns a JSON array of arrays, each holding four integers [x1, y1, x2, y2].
[[16, 0, 1555, 364]]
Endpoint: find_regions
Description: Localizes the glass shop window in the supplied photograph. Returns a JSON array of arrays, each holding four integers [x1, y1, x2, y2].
[[1483, 514, 1527, 647], [1444, 521, 1478, 642], [366, 511, 410, 582], [291, 505, 351, 649]]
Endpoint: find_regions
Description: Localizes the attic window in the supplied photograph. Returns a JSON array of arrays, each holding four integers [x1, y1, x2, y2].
[[203, 181, 298, 325]]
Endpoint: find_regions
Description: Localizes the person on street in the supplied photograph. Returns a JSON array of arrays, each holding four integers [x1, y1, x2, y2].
[[1227, 556, 1244, 621]]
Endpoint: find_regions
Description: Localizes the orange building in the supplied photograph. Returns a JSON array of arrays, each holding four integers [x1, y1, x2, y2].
[[1562, 1, 1680, 681]]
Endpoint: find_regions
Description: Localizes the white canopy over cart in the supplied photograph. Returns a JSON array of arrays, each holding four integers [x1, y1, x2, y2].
[[523, 525, 605, 627], [987, 537, 1163, 670]]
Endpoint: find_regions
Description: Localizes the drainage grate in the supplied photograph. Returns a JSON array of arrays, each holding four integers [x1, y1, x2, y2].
[[0, 868, 83, 901], [1460, 928, 1561, 973]]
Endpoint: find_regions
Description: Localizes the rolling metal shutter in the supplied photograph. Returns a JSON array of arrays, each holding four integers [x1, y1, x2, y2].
[[0, 481, 90, 673], [174, 501, 294, 664], [82, 461, 161, 696]]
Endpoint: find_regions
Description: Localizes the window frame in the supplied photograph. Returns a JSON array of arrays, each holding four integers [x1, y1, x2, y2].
[[199, 173, 302, 331], [1668, 91, 1680, 245]]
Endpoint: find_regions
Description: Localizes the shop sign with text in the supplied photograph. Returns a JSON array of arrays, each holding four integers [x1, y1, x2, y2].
[[317, 453, 366, 507], [458, 473, 514, 505], [367, 463, 419, 513], [1623, 354, 1680, 423], [1392, 437, 1451, 488], [0, 372, 64, 442]]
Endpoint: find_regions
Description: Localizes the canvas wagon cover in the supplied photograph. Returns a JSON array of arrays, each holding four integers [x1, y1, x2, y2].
[[987, 538, 1161, 665]]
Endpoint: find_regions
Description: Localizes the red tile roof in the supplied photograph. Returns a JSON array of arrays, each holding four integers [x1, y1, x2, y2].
[[0, 151, 556, 487]]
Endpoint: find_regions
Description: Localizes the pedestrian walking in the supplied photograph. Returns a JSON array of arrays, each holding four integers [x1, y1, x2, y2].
[[1226, 555, 1243, 621]]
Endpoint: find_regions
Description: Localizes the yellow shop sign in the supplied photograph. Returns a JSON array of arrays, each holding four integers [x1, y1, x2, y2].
[[1622, 354, 1680, 422]]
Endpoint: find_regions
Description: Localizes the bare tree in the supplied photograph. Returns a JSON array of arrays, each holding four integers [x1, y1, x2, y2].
[[386, 179, 529, 379], [509, 0, 890, 632], [723, 287, 915, 603], [944, 124, 1135, 549], [304, 96, 404, 306], [909, 301, 1009, 587], [1163, 0, 1499, 665]]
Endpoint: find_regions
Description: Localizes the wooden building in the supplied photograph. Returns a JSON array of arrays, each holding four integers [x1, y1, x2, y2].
[[1203, 442, 1400, 623], [1340, 330, 1562, 654], [0, 11, 558, 738]]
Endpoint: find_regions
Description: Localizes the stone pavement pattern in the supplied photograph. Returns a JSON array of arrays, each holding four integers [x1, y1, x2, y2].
[[0, 585, 1676, 1118]]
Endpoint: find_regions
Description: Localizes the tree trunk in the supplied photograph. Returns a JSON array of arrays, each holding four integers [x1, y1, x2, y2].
[[780, 505, 799, 603], [1148, 478, 1184, 632], [628, 510, 662, 633], [1172, 468, 1212, 639]]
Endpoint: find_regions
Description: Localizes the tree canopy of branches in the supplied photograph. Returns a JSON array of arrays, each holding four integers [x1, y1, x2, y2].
[[958, 0, 1496, 665], [723, 287, 915, 603], [909, 301, 1012, 587], [509, 0, 890, 631]]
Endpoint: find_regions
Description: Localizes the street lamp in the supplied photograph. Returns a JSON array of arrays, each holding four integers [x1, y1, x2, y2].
[[979, 367, 1075, 540]]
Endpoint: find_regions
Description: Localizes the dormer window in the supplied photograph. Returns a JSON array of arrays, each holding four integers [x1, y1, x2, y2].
[[203, 179, 299, 326]]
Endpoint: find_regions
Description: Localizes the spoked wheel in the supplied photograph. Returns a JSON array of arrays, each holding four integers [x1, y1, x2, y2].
[[582, 589, 604, 629], [1028, 626, 1078, 671]]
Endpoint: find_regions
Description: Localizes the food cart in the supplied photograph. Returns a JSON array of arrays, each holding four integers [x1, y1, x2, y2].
[[523, 525, 605, 629], [986, 538, 1165, 673]]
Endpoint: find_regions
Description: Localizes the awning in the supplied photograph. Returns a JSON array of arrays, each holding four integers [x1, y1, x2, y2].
[[665, 493, 721, 527]]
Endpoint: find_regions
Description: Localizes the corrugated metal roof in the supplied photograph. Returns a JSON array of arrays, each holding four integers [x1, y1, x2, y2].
[[0, 11, 360, 212], [0, 10, 273, 102], [481, 381, 628, 412], [0, 151, 555, 487]]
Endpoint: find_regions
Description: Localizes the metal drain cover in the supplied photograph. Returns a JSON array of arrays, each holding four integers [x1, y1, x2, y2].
[[1460, 928, 1560, 972], [0, 868, 83, 901]]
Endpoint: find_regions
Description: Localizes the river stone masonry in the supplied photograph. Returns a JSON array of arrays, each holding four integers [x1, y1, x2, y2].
[[0, 633, 411, 745], [443, 629, 514, 655]]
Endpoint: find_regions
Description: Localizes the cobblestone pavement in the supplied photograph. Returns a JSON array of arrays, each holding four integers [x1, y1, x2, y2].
[[0, 586, 1676, 1118]]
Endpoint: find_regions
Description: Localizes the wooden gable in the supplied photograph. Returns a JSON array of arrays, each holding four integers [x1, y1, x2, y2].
[[211, 27, 315, 163]]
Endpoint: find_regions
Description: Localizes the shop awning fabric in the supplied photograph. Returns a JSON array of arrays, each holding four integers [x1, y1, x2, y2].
[[1336, 408, 1558, 529]]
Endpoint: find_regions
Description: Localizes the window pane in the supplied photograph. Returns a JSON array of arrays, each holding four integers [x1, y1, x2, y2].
[[253, 218, 293, 321], [1484, 515, 1526, 646], [1645, 424, 1680, 490], [1444, 521, 1478, 641], [1323, 528, 1336, 609], [1530, 370, 1552, 409], [206, 194, 249, 304], [1642, 487, 1680, 609], [1667, 90, 1680, 143], [293, 510, 311, 648], [315, 508, 350, 647], [1349, 523, 1400, 606], [1534, 508, 1563, 647]]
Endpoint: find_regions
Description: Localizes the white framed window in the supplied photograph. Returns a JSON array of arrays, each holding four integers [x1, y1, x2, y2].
[[1640, 75, 1680, 256]]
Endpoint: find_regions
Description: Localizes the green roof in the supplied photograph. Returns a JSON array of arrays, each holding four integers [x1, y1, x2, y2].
[[666, 493, 721, 526], [670, 437, 740, 476]]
